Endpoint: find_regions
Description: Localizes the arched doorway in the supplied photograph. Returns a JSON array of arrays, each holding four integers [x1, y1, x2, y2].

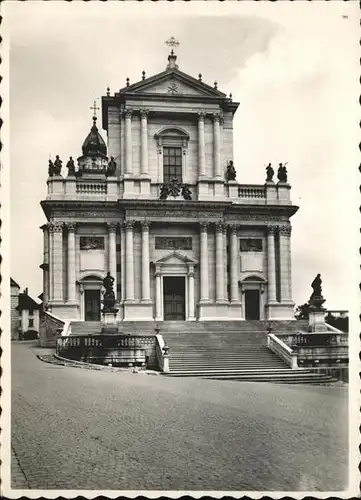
[[240, 274, 267, 320], [78, 274, 103, 321]]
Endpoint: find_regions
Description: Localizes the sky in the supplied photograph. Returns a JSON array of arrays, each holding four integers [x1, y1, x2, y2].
[[3, 1, 360, 311]]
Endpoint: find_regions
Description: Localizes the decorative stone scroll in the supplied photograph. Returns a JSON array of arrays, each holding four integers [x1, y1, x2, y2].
[[239, 238, 263, 252], [155, 237, 192, 250], [80, 236, 105, 250]]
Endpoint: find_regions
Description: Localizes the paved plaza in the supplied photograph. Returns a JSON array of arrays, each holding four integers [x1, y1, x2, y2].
[[11, 341, 348, 491]]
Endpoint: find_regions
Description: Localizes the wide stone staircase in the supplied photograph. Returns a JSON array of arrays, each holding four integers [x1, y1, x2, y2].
[[69, 320, 337, 384]]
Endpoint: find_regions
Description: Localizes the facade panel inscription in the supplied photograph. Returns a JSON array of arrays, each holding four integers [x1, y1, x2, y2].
[[155, 237, 192, 250], [239, 238, 263, 252], [80, 237, 105, 250]]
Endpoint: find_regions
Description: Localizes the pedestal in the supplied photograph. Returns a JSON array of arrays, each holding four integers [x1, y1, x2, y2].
[[101, 308, 119, 335], [308, 309, 327, 332]]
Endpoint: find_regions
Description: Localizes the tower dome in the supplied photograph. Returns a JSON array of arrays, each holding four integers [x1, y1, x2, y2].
[[81, 117, 107, 157]]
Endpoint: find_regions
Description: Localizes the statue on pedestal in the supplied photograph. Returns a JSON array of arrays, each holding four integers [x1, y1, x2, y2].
[[106, 156, 117, 177], [277, 163, 288, 183], [48, 159, 54, 177], [309, 273, 325, 310], [266, 163, 274, 182], [66, 157, 76, 176], [225, 160, 237, 181], [102, 272, 116, 311], [53, 155, 63, 176]]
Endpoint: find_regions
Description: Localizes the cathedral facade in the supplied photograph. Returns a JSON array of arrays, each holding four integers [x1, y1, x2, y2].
[[40, 49, 298, 323]]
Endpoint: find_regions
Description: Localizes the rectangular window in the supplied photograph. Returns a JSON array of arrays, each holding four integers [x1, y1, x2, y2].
[[29, 319, 34, 328], [163, 147, 182, 183]]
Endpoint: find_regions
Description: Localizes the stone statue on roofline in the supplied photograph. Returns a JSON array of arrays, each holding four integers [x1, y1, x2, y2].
[[53, 155, 63, 176], [106, 156, 117, 177], [48, 159, 54, 177], [66, 157, 76, 176], [225, 160, 237, 182], [181, 184, 192, 200], [277, 162, 288, 183], [265, 163, 274, 182]]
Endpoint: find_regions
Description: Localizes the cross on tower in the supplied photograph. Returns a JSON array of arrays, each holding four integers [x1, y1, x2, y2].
[[90, 100, 100, 120], [165, 37, 180, 52]]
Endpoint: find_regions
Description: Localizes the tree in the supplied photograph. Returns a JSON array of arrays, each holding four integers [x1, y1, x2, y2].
[[295, 302, 311, 320]]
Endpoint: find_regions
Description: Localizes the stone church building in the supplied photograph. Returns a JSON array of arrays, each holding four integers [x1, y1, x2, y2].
[[40, 48, 298, 324]]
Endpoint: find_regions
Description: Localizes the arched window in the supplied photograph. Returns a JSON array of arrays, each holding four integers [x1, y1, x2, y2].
[[155, 127, 190, 183]]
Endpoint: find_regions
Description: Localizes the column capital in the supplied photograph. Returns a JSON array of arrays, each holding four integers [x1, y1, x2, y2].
[[197, 111, 206, 122], [279, 225, 292, 236], [215, 221, 226, 233], [141, 220, 150, 230], [107, 222, 118, 233], [199, 222, 209, 232], [139, 109, 149, 118], [49, 221, 63, 233], [267, 225, 277, 235], [213, 112, 223, 124], [229, 224, 239, 233], [124, 108, 133, 119], [66, 222, 76, 232], [125, 220, 135, 230]]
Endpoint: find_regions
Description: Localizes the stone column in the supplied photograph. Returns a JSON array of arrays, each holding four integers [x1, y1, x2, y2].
[[155, 271, 162, 321], [120, 223, 126, 302], [48, 224, 54, 301], [120, 111, 125, 175], [215, 222, 225, 302], [141, 221, 151, 302], [198, 112, 206, 177], [108, 223, 117, 295], [213, 113, 221, 178], [67, 223, 76, 302], [267, 226, 277, 302], [140, 109, 149, 176], [230, 225, 239, 302], [125, 109, 133, 174], [279, 225, 292, 301], [41, 224, 50, 305], [199, 223, 209, 302], [52, 222, 63, 301], [188, 267, 195, 320], [125, 221, 135, 300]]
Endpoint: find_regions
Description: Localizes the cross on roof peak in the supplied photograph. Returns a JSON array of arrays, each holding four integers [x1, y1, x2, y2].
[[90, 100, 100, 122], [165, 37, 180, 52]]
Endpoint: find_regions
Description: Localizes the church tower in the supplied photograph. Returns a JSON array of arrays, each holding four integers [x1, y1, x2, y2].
[[41, 40, 298, 323]]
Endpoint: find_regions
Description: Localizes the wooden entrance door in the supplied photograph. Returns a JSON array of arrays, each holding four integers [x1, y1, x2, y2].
[[163, 277, 186, 321], [245, 290, 260, 320], [84, 290, 101, 321]]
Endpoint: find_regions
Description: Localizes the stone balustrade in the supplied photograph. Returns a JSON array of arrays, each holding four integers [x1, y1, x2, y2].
[[76, 183, 107, 194], [56, 334, 157, 368], [267, 333, 298, 369], [46, 177, 291, 205], [238, 185, 266, 199]]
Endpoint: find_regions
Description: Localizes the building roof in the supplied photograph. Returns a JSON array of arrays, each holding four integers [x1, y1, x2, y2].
[[101, 51, 239, 131], [17, 289, 42, 311], [10, 277, 20, 289], [81, 117, 107, 158]]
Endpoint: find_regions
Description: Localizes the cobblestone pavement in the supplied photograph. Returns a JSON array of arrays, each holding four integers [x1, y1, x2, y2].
[[10, 341, 348, 492]]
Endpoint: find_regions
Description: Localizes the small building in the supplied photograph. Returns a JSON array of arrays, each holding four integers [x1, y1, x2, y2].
[[10, 278, 20, 340], [11, 280, 41, 340]]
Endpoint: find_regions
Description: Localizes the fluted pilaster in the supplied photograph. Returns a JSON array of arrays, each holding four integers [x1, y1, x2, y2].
[[125, 220, 135, 300], [67, 222, 76, 302]]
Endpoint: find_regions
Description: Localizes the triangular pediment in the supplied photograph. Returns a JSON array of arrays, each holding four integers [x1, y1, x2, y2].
[[154, 251, 198, 265], [120, 69, 226, 98]]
